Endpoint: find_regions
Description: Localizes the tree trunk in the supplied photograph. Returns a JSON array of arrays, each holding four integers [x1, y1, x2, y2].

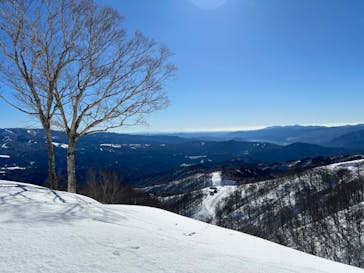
[[44, 126, 58, 190], [67, 138, 77, 193]]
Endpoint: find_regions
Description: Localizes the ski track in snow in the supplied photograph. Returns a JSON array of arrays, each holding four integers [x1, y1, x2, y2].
[[194, 172, 238, 222], [0, 180, 362, 273], [211, 171, 222, 186]]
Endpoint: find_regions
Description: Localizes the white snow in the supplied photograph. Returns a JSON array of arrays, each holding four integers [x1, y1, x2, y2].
[[193, 172, 237, 222], [194, 185, 236, 223], [130, 144, 142, 148], [180, 163, 194, 167], [0, 154, 10, 158], [185, 155, 207, 160], [1, 143, 8, 149], [52, 142, 69, 149], [100, 144, 147, 149], [26, 129, 36, 136], [1, 166, 26, 171], [326, 159, 364, 170], [0, 180, 362, 273], [100, 143, 122, 148], [211, 171, 222, 186]]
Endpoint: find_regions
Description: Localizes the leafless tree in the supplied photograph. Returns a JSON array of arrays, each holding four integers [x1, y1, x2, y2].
[[0, 0, 174, 193], [0, 0, 80, 189], [51, 1, 175, 193], [84, 169, 123, 204]]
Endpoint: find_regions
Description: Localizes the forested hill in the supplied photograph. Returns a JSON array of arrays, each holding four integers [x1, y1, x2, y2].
[[0, 128, 360, 185], [154, 159, 364, 268]]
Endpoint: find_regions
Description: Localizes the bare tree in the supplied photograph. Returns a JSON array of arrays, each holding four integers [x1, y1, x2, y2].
[[84, 169, 123, 204], [0, 0, 80, 189], [51, 1, 175, 192], [1, 0, 174, 193]]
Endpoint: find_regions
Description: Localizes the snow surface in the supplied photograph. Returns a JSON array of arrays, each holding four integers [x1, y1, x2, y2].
[[1, 143, 8, 149], [100, 143, 122, 148], [193, 172, 237, 222], [180, 163, 194, 167], [0, 180, 362, 273], [52, 142, 69, 149], [185, 155, 208, 160], [211, 171, 222, 186], [100, 143, 148, 149], [0, 154, 10, 158], [1, 166, 26, 170], [326, 159, 364, 170], [193, 185, 236, 223]]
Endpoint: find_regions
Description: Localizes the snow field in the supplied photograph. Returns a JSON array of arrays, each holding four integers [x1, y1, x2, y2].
[[0, 180, 362, 273]]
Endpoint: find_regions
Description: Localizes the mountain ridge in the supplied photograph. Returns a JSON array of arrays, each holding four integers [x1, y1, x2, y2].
[[0, 128, 359, 186]]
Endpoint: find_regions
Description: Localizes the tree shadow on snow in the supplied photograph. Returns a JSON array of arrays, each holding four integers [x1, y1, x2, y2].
[[0, 182, 127, 225]]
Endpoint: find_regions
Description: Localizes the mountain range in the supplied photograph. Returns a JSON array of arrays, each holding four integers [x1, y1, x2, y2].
[[1, 125, 364, 270], [165, 124, 364, 146], [2, 124, 364, 186]]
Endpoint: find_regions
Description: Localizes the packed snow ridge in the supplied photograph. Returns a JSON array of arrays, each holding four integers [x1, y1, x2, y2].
[[0, 180, 362, 273]]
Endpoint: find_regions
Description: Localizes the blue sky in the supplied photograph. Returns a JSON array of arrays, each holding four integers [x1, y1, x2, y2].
[[1, 0, 364, 132]]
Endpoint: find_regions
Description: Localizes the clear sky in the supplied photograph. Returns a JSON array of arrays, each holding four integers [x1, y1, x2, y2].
[[1, 0, 364, 132]]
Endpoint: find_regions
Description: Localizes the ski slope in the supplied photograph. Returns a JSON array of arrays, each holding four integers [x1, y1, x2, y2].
[[193, 171, 237, 222], [0, 180, 362, 273]]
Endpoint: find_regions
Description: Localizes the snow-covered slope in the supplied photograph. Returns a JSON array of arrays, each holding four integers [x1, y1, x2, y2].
[[0, 180, 362, 273], [192, 172, 237, 223], [152, 159, 364, 268]]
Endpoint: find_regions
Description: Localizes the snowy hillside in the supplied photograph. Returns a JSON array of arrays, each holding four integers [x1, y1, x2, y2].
[[160, 159, 364, 268], [0, 181, 362, 273], [191, 172, 237, 223]]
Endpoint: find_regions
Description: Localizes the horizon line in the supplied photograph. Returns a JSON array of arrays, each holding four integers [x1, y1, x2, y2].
[[1, 122, 364, 134], [129, 122, 364, 134]]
